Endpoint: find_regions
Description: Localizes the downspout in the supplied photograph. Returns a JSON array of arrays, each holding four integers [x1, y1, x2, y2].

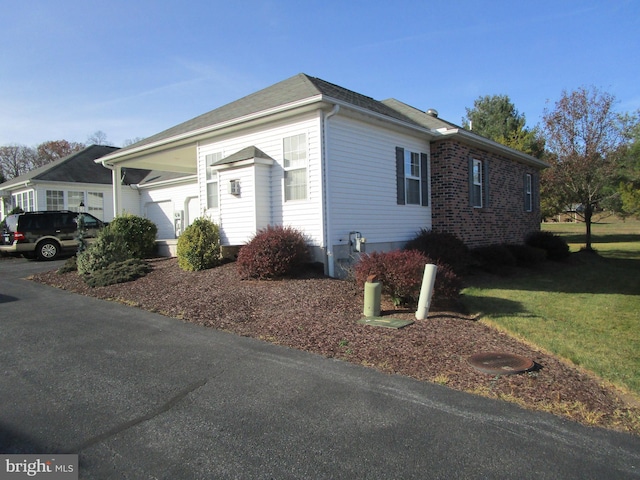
[[100, 160, 121, 218], [322, 104, 340, 277]]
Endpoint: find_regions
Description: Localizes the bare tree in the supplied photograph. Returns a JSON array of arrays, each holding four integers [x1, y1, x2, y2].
[[87, 130, 112, 146], [0, 144, 35, 179], [541, 86, 626, 250], [122, 137, 145, 147]]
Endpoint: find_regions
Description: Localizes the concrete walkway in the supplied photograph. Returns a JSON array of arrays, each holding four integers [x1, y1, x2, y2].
[[1, 257, 639, 479]]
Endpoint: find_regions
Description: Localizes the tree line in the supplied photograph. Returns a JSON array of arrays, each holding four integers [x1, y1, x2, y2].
[[0, 131, 143, 184], [463, 86, 640, 250]]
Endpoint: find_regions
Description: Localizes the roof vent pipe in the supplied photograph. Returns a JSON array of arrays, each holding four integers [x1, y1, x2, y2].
[[426, 109, 439, 117]]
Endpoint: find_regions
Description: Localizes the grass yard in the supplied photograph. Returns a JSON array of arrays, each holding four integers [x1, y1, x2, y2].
[[461, 215, 640, 397]]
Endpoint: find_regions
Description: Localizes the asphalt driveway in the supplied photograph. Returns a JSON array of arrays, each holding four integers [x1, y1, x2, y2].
[[1, 257, 639, 479]]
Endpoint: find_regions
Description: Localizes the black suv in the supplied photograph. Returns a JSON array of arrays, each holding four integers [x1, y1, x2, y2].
[[0, 210, 105, 260]]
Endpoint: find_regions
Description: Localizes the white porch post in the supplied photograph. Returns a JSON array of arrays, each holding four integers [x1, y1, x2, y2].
[[112, 164, 122, 217]]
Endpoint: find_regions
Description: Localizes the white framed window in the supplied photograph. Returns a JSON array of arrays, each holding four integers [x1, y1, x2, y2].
[[283, 133, 307, 201], [87, 192, 104, 219], [12, 191, 35, 211], [405, 150, 421, 205], [470, 159, 483, 208], [205, 153, 222, 209], [68, 191, 85, 211], [396, 147, 428, 206], [524, 174, 533, 212], [46, 190, 64, 210]]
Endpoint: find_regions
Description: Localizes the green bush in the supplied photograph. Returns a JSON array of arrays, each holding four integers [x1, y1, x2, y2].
[[108, 214, 158, 258], [177, 217, 222, 271], [237, 225, 309, 279], [77, 225, 130, 275], [58, 256, 77, 274], [404, 229, 470, 274], [525, 230, 570, 261], [84, 258, 152, 288], [470, 244, 517, 275], [354, 249, 462, 305], [505, 244, 547, 267]]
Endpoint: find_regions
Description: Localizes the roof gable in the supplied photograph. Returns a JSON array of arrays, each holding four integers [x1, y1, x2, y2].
[[0, 145, 151, 190], [118, 74, 424, 154]]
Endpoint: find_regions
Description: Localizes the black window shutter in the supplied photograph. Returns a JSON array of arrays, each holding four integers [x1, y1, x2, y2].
[[524, 173, 529, 211], [483, 160, 490, 208], [396, 147, 405, 205], [420, 153, 429, 206], [468, 158, 474, 207]]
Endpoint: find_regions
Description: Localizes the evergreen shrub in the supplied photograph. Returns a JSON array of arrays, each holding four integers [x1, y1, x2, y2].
[[84, 258, 152, 288], [470, 244, 517, 274], [77, 225, 130, 275], [525, 231, 571, 260], [404, 229, 470, 274], [505, 244, 547, 267], [237, 225, 309, 279], [108, 214, 158, 258], [177, 218, 222, 271]]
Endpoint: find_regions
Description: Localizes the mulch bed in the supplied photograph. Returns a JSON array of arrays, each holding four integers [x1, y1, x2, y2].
[[30, 257, 640, 434]]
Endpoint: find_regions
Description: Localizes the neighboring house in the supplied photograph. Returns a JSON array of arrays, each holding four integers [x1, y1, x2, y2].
[[0, 145, 149, 223], [97, 74, 548, 277]]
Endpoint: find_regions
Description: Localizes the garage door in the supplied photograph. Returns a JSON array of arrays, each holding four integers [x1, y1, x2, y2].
[[146, 201, 175, 239], [186, 196, 200, 227]]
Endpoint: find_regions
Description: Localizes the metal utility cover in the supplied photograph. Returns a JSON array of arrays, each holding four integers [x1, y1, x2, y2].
[[467, 352, 534, 375], [358, 317, 414, 329]]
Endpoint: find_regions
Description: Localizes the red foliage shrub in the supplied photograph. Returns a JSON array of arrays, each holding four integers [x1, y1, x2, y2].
[[237, 225, 310, 279], [354, 249, 462, 304]]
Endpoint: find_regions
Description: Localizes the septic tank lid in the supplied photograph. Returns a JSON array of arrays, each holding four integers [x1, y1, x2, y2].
[[467, 352, 534, 375]]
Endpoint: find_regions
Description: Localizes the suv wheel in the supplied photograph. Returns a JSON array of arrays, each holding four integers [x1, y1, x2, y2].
[[37, 240, 60, 260]]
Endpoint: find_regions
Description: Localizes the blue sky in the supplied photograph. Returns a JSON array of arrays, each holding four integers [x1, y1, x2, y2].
[[1, 0, 638, 147]]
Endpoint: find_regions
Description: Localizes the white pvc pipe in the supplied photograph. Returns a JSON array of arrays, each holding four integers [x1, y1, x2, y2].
[[415, 264, 437, 320]]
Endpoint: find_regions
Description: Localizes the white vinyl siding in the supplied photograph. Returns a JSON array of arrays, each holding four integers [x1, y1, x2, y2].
[[326, 115, 431, 246], [139, 181, 199, 239], [198, 113, 323, 246]]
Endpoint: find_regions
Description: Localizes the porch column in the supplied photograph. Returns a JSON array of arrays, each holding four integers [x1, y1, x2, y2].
[[112, 164, 122, 217]]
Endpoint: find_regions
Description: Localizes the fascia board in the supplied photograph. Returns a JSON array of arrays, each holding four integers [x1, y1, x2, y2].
[[98, 96, 325, 165], [436, 128, 549, 169]]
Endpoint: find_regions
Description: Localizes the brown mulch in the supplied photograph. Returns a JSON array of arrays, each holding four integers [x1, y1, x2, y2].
[[30, 257, 640, 434]]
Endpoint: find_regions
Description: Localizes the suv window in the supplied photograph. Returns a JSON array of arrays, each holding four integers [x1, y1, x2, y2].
[[20, 214, 53, 231], [79, 213, 101, 229]]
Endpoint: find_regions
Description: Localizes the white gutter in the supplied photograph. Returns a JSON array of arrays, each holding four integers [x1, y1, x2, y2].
[[97, 96, 327, 165], [435, 127, 549, 169], [322, 104, 340, 278]]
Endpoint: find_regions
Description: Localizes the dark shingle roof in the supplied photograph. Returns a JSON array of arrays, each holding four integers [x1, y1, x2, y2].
[[0, 145, 149, 189], [212, 146, 274, 167], [119, 74, 426, 153]]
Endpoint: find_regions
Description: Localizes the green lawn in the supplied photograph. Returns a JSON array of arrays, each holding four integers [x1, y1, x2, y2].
[[461, 216, 640, 395]]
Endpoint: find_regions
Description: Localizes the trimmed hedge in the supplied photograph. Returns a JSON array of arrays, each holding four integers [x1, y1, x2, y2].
[[404, 229, 470, 274], [354, 249, 462, 305], [237, 225, 310, 279], [525, 231, 571, 261], [177, 218, 222, 271], [108, 214, 158, 258], [77, 225, 130, 275]]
